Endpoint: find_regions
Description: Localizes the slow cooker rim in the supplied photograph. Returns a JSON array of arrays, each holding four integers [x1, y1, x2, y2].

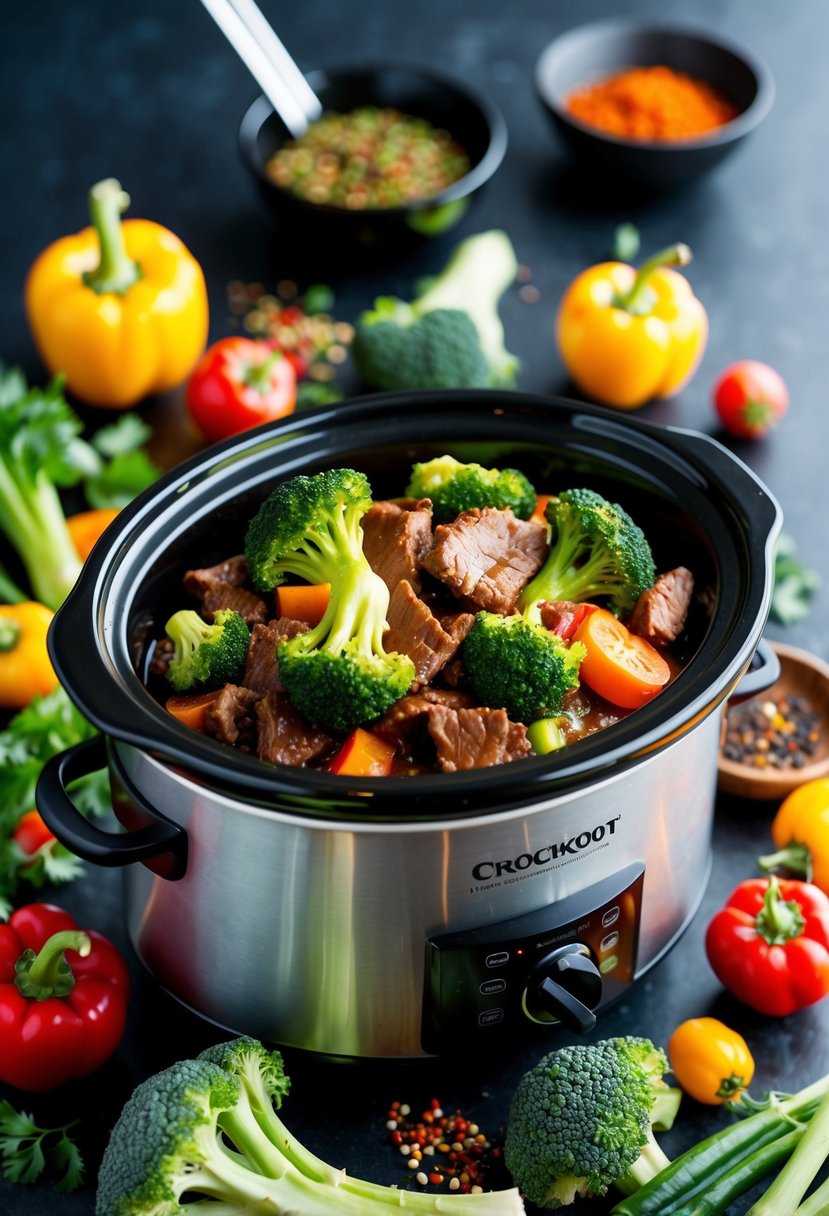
[[49, 389, 781, 816]]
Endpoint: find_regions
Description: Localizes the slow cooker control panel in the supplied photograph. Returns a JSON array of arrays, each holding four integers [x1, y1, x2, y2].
[[422, 862, 644, 1054]]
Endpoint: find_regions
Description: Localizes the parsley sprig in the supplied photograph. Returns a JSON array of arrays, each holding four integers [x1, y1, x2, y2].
[[0, 1101, 84, 1192]]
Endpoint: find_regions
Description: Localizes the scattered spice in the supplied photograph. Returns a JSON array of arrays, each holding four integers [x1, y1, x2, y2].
[[227, 279, 353, 385], [384, 1098, 509, 1194], [566, 65, 740, 142], [518, 284, 540, 304], [722, 693, 822, 770], [265, 107, 471, 210]]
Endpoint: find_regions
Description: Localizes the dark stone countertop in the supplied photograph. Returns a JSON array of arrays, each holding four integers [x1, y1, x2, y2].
[[2, 0, 829, 1212]]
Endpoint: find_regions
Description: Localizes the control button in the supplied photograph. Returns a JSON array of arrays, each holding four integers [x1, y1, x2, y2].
[[485, 951, 509, 969], [600, 931, 619, 952], [600, 955, 619, 974], [602, 906, 620, 928], [478, 1008, 505, 1027], [480, 978, 507, 996]]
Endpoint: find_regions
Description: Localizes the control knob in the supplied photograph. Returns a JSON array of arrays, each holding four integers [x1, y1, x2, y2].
[[523, 943, 602, 1033]]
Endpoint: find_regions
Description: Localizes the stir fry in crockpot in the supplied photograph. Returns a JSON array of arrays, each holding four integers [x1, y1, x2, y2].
[[149, 457, 695, 776]]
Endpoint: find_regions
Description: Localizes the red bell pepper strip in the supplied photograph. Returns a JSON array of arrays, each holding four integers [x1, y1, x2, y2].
[[0, 902, 130, 1092], [704, 876, 829, 1017]]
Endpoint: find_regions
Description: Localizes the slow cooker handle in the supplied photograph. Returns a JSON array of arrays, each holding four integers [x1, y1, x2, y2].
[[36, 737, 188, 878], [729, 638, 780, 704]]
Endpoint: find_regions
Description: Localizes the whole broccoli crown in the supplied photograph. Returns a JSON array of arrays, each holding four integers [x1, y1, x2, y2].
[[278, 636, 414, 732], [504, 1037, 663, 1210], [198, 1036, 291, 1110], [406, 455, 537, 523], [463, 612, 585, 724], [95, 1058, 239, 1216], [165, 608, 249, 693], [245, 468, 372, 592], [352, 308, 490, 391], [527, 487, 655, 616]]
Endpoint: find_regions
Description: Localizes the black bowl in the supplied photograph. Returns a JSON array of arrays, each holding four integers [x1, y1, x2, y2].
[[535, 21, 774, 189], [240, 63, 507, 250]]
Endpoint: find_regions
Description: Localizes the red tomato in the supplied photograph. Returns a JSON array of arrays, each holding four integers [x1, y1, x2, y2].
[[713, 360, 789, 439], [186, 337, 297, 443], [12, 810, 55, 855]]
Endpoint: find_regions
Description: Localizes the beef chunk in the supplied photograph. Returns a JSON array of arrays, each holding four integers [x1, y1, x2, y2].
[[243, 618, 308, 694], [423, 507, 548, 615], [384, 580, 472, 686], [204, 684, 260, 750], [183, 555, 249, 598], [361, 499, 433, 593], [255, 692, 335, 767], [202, 584, 268, 626], [427, 704, 531, 771], [628, 567, 694, 647], [374, 693, 528, 770]]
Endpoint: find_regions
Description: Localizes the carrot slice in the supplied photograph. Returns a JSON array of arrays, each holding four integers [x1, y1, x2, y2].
[[275, 583, 331, 626], [66, 508, 121, 561], [329, 728, 396, 777], [531, 494, 554, 526], [166, 690, 221, 732], [573, 607, 671, 709]]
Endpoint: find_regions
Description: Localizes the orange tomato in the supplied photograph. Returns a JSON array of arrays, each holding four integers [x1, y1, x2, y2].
[[573, 607, 670, 709]]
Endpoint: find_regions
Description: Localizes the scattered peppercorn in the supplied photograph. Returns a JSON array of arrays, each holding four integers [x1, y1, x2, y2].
[[384, 1097, 509, 1194], [265, 107, 471, 210], [722, 693, 822, 770], [227, 279, 353, 385]]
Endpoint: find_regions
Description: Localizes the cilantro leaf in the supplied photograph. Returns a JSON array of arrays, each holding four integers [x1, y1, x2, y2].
[[770, 533, 821, 624], [84, 448, 160, 509], [0, 1102, 84, 1192], [91, 413, 153, 457]]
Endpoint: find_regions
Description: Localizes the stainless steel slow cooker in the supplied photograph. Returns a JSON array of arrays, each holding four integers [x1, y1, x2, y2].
[[37, 391, 781, 1059]]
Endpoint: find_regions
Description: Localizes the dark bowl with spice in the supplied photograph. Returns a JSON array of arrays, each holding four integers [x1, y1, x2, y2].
[[535, 22, 774, 190], [240, 63, 507, 249]]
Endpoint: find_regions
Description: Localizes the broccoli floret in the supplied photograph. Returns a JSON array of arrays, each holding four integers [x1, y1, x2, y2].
[[95, 1037, 525, 1215], [464, 612, 585, 724], [521, 488, 655, 619], [504, 1037, 680, 1211], [351, 230, 519, 391], [244, 468, 414, 732], [165, 608, 249, 693], [407, 455, 536, 523]]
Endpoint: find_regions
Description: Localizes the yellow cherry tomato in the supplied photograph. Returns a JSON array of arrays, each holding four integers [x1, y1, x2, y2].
[[668, 1017, 755, 1105], [0, 602, 59, 708], [556, 243, 708, 410]]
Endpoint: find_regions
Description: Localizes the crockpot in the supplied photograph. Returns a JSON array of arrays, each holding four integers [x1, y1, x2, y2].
[[37, 390, 781, 1059]]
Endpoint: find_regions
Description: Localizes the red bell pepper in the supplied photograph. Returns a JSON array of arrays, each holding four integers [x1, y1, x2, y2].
[[705, 876, 829, 1017], [0, 902, 130, 1092]]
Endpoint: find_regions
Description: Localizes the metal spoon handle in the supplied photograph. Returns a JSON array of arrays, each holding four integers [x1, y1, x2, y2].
[[199, 0, 322, 138]]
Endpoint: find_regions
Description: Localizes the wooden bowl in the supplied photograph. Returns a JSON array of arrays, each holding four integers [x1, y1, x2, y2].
[[718, 642, 829, 800]]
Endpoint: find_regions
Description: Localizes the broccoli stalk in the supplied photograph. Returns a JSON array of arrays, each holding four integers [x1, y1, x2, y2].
[[406, 455, 537, 523], [165, 608, 249, 692], [245, 469, 414, 732], [352, 230, 519, 391], [504, 1037, 680, 1211], [520, 488, 655, 620], [95, 1037, 526, 1215]]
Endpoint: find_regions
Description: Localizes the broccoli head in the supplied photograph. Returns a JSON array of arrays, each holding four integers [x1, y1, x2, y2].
[[519, 488, 655, 619], [351, 230, 519, 391], [406, 455, 537, 523], [245, 468, 414, 732], [504, 1036, 680, 1210], [96, 1036, 526, 1215], [164, 608, 249, 693], [463, 612, 585, 723]]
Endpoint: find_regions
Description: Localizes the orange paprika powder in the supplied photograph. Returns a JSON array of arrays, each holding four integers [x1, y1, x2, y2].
[[566, 65, 739, 142]]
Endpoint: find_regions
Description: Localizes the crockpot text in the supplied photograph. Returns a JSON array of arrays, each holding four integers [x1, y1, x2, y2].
[[471, 816, 620, 881]]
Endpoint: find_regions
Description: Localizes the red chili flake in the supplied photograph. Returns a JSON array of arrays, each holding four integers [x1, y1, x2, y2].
[[383, 1097, 510, 1193]]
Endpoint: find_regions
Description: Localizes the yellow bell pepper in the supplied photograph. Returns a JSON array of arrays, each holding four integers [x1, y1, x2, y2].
[[25, 178, 209, 409], [759, 777, 829, 897], [668, 1017, 754, 1105], [555, 243, 708, 410], [0, 602, 59, 708]]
